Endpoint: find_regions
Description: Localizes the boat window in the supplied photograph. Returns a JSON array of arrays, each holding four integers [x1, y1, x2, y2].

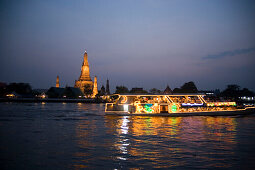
[[169, 96, 203, 104]]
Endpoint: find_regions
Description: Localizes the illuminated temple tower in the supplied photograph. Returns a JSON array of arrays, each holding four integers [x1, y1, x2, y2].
[[56, 75, 60, 88], [75, 51, 94, 94], [92, 76, 98, 97]]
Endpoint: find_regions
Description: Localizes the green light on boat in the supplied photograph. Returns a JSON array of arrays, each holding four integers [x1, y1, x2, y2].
[[144, 104, 153, 113], [171, 104, 177, 112]]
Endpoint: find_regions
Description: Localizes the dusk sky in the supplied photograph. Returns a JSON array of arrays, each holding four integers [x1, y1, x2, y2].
[[1, 0, 255, 92]]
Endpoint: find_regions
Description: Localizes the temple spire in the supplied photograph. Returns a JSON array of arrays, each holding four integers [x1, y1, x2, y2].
[[75, 50, 94, 95], [79, 51, 91, 81], [163, 84, 172, 94], [106, 79, 110, 95], [83, 50, 89, 66], [92, 76, 98, 98], [56, 75, 60, 88]]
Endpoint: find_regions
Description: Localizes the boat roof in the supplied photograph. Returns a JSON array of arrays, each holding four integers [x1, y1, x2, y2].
[[111, 93, 205, 96]]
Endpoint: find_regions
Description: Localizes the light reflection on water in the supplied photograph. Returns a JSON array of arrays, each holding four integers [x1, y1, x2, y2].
[[101, 115, 237, 169], [1, 103, 255, 169]]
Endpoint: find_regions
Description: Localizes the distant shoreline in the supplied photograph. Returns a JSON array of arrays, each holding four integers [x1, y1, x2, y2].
[[0, 98, 106, 103]]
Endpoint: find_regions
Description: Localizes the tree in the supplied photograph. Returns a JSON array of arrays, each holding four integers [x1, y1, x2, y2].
[[115, 86, 129, 94], [150, 88, 161, 94], [226, 84, 240, 91], [7, 83, 32, 94], [180, 81, 198, 93], [130, 88, 148, 94], [99, 85, 106, 96], [240, 88, 254, 97], [83, 84, 93, 97], [173, 88, 181, 93], [0, 82, 7, 97], [221, 84, 240, 98]]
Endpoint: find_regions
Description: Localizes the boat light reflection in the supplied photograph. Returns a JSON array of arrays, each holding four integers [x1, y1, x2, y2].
[[115, 116, 131, 161], [120, 116, 130, 135]]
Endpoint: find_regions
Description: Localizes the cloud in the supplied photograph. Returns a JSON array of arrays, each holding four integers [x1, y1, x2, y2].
[[202, 47, 255, 60]]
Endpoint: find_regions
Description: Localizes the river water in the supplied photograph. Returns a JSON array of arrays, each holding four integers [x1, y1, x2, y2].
[[0, 102, 255, 169]]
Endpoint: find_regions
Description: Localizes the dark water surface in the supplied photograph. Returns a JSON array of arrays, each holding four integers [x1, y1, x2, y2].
[[0, 103, 255, 169]]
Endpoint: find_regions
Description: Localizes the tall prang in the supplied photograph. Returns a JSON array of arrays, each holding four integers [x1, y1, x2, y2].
[[92, 76, 98, 97], [79, 50, 92, 81], [56, 75, 60, 88], [75, 51, 93, 94]]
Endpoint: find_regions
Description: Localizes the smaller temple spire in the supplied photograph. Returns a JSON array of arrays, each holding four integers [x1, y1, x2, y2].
[[92, 76, 98, 97], [163, 85, 172, 94], [56, 75, 60, 88], [106, 79, 110, 95]]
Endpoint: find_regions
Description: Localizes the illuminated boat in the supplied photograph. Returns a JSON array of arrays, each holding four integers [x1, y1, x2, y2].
[[105, 94, 255, 116]]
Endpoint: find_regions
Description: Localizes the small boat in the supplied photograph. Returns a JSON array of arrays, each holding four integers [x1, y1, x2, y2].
[[105, 94, 255, 116]]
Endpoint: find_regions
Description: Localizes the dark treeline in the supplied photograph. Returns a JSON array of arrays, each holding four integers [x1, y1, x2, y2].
[[220, 84, 254, 99], [0, 83, 33, 98], [113, 81, 254, 101], [114, 81, 199, 94]]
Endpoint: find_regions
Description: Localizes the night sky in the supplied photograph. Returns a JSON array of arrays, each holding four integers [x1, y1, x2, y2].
[[1, 0, 255, 92]]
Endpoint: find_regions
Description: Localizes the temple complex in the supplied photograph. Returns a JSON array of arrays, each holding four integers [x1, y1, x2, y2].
[[75, 51, 98, 97]]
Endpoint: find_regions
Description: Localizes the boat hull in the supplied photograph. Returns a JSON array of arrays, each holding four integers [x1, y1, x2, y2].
[[105, 108, 255, 117]]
